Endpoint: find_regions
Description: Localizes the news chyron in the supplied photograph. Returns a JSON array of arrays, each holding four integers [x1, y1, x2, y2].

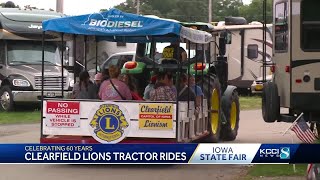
[[0, 144, 299, 164]]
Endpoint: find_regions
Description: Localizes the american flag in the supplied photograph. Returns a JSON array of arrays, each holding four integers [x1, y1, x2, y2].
[[290, 117, 317, 144]]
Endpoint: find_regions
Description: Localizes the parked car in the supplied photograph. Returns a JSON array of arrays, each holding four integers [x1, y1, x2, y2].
[[251, 75, 273, 94], [89, 51, 135, 80], [100, 51, 136, 70]]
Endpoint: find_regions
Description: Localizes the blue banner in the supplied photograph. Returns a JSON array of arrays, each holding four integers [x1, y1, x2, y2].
[[0, 144, 197, 164], [0, 143, 319, 164], [42, 8, 181, 42]]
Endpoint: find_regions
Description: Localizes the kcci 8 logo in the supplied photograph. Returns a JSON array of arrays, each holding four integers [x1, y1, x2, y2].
[[259, 147, 290, 159]]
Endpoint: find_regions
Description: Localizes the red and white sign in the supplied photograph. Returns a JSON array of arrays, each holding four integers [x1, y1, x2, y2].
[[46, 101, 80, 128]]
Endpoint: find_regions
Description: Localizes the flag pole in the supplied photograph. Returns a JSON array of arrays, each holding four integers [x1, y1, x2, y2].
[[282, 112, 304, 136], [291, 134, 296, 173], [281, 112, 303, 173]]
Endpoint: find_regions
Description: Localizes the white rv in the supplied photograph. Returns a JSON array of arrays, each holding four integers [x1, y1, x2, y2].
[[212, 20, 273, 92], [262, 0, 320, 126], [73, 36, 136, 77]]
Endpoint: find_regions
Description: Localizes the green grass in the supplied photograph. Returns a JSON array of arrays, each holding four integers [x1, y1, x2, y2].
[[239, 96, 262, 110], [0, 111, 41, 125], [245, 164, 307, 179]]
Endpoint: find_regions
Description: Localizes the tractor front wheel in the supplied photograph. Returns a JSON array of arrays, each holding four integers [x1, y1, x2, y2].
[[221, 88, 240, 141]]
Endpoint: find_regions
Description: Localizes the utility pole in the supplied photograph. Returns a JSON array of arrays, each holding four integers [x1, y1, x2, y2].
[[56, 0, 64, 13], [208, 0, 212, 23], [136, 0, 140, 14]]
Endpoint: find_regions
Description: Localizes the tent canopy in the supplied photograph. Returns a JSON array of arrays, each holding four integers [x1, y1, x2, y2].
[[42, 8, 213, 43]]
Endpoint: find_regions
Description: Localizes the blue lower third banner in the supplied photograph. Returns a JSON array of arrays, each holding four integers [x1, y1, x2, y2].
[[0, 143, 318, 164]]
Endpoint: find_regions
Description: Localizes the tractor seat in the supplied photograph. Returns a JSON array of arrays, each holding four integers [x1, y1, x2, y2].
[[159, 58, 179, 65]]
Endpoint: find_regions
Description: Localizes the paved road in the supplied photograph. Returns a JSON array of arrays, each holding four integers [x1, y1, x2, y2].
[[235, 109, 301, 143], [0, 109, 300, 180]]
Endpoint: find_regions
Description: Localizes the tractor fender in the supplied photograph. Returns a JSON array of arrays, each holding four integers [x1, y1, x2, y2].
[[220, 85, 240, 141], [222, 85, 237, 105], [221, 85, 237, 124]]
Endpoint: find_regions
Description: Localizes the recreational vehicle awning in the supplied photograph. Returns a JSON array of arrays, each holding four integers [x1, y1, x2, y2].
[[42, 8, 213, 43], [0, 8, 64, 40]]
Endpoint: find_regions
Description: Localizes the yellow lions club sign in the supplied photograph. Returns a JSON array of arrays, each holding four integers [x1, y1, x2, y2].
[[138, 103, 173, 130], [89, 104, 130, 144]]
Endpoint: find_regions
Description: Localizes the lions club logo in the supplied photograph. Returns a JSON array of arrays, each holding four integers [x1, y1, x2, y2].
[[89, 104, 130, 144]]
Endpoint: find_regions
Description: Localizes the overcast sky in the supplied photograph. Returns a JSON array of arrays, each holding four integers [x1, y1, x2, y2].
[[0, 0, 252, 15]]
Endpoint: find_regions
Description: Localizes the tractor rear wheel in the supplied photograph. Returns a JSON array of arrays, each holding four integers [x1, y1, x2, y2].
[[201, 75, 222, 143]]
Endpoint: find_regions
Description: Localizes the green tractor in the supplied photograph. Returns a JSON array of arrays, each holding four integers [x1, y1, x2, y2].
[[120, 22, 240, 142]]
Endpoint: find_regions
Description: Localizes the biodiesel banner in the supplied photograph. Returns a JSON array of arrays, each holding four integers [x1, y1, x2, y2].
[[42, 8, 212, 44]]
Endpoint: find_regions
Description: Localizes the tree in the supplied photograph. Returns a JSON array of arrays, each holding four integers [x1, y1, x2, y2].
[[112, 0, 245, 22], [110, 0, 171, 17], [166, 0, 208, 22], [103, 0, 270, 23], [239, 0, 273, 23], [213, 0, 244, 21], [109, 0, 209, 22], [1, 1, 19, 8], [109, 0, 137, 13]]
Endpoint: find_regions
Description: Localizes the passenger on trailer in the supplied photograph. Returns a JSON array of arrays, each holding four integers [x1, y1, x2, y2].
[[94, 73, 103, 89], [189, 74, 204, 107], [143, 75, 157, 100], [119, 73, 144, 100], [72, 70, 98, 99], [178, 73, 196, 102], [101, 68, 110, 81], [162, 41, 187, 62], [150, 71, 176, 101], [98, 65, 132, 100]]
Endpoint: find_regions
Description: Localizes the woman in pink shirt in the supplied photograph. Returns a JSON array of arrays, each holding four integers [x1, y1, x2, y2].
[[99, 65, 132, 100]]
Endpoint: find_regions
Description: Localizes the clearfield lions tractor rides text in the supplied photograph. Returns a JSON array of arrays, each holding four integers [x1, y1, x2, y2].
[[39, 8, 240, 144]]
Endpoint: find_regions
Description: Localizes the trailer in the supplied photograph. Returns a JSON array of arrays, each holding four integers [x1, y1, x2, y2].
[[40, 9, 240, 144], [213, 20, 273, 92], [262, 0, 320, 129]]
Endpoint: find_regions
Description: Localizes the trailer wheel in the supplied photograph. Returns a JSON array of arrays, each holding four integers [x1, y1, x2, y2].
[[262, 82, 280, 123], [221, 88, 240, 141], [201, 75, 222, 142], [0, 86, 14, 112]]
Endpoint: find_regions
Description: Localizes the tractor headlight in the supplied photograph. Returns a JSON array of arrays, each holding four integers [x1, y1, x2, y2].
[[12, 79, 31, 87]]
